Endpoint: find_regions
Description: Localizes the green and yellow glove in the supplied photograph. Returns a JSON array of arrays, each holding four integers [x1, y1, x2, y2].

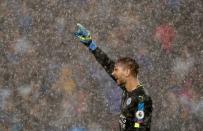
[[74, 23, 97, 51]]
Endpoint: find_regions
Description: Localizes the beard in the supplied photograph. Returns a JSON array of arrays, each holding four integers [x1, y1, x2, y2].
[[116, 78, 126, 87]]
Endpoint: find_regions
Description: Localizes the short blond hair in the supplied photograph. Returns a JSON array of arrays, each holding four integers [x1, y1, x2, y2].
[[116, 57, 139, 77]]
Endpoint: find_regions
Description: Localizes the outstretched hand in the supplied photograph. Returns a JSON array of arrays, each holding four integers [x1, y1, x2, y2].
[[74, 23, 92, 45], [74, 23, 97, 51]]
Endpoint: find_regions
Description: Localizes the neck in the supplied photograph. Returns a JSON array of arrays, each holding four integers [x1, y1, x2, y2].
[[125, 76, 140, 92]]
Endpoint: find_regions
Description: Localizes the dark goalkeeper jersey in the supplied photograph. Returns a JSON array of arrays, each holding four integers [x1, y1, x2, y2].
[[91, 48, 153, 131]]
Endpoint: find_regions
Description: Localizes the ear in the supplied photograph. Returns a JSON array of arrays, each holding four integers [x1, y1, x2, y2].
[[125, 69, 131, 77]]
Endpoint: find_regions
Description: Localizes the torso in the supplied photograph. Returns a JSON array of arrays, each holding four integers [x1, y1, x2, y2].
[[119, 85, 152, 130]]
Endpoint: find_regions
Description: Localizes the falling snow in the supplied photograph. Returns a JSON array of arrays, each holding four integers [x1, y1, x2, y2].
[[0, 0, 202, 131]]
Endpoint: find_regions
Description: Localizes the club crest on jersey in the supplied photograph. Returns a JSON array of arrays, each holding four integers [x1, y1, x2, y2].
[[126, 97, 132, 105]]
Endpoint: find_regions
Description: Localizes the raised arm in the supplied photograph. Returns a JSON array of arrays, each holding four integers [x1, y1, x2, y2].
[[92, 47, 115, 79], [74, 23, 116, 81]]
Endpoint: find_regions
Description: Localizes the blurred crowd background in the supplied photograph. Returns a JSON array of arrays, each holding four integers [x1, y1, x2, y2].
[[0, 0, 202, 131]]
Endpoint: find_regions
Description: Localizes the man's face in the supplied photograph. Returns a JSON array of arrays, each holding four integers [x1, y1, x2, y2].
[[112, 64, 128, 86]]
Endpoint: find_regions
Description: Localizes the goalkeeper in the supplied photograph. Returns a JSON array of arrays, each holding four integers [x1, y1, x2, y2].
[[74, 24, 153, 131]]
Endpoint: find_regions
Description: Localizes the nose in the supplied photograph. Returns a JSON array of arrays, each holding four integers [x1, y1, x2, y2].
[[112, 71, 115, 76]]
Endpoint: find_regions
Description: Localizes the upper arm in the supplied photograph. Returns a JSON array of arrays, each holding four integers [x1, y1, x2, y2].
[[92, 48, 116, 81], [134, 95, 152, 125]]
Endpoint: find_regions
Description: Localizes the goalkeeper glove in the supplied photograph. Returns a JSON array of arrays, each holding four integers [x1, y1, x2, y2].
[[74, 23, 97, 51]]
